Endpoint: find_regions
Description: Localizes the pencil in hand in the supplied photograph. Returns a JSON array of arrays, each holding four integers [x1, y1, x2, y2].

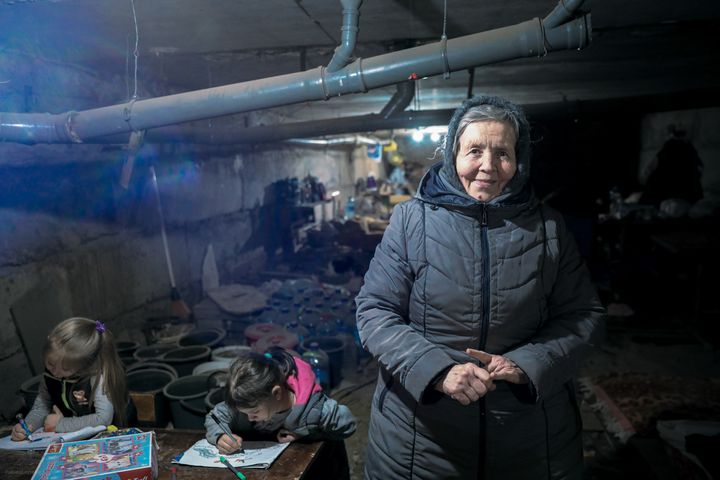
[[210, 412, 244, 453]]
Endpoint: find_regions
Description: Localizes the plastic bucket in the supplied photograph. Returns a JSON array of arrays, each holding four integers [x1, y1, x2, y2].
[[205, 386, 227, 410], [18, 374, 43, 409], [253, 331, 299, 353], [177, 328, 227, 349], [127, 368, 176, 427], [143, 316, 195, 345], [211, 345, 252, 366], [133, 343, 177, 362], [180, 396, 209, 427], [120, 355, 139, 369], [116, 340, 140, 356], [127, 361, 179, 379], [160, 345, 211, 377], [301, 336, 345, 388], [163, 375, 213, 429], [244, 323, 283, 346], [192, 361, 229, 377]]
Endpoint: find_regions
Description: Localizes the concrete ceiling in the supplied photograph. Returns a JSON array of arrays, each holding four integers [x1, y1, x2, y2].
[[1, 0, 720, 130]]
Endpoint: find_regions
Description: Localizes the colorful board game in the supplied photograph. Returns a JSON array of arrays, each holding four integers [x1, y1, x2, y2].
[[31, 432, 156, 480]]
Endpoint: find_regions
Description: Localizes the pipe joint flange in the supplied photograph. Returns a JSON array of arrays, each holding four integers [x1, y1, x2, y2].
[[537, 17, 549, 57], [64, 111, 83, 143], [348, 58, 368, 93], [319, 66, 331, 100], [123, 98, 138, 131]]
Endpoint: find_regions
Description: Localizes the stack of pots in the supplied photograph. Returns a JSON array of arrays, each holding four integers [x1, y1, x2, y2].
[[163, 374, 216, 429], [159, 345, 211, 377], [116, 340, 141, 368], [211, 345, 252, 366], [126, 365, 177, 427], [133, 343, 177, 363], [149, 327, 228, 429]]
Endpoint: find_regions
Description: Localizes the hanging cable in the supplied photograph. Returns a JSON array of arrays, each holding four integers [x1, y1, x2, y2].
[[440, 0, 450, 79], [130, 0, 140, 100], [442, 0, 448, 38], [125, 35, 130, 100]]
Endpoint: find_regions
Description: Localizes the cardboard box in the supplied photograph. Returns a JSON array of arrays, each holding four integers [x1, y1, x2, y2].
[[31, 431, 157, 480]]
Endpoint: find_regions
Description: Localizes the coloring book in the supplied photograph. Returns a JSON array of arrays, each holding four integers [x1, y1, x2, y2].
[[172, 439, 289, 469], [0, 425, 107, 451]]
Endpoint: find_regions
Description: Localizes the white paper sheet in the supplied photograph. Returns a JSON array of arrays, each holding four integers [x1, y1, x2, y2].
[[0, 425, 107, 451], [172, 439, 290, 469]]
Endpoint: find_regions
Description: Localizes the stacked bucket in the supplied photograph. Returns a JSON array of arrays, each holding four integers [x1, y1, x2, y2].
[[126, 327, 228, 429]]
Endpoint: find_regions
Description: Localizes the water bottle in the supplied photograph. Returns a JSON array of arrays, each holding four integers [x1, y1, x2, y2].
[[344, 196, 356, 220], [302, 342, 331, 391], [318, 319, 335, 337], [285, 320, 308, 349]]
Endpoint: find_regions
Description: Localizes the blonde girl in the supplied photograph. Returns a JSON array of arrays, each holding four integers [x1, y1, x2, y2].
[[12, 317, 128, 440]]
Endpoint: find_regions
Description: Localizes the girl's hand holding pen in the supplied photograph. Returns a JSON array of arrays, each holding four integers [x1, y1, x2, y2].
[[11, 421, 33, 441], [217, 433, 244, 455]]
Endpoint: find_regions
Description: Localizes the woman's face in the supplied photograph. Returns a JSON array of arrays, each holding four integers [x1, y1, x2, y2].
[[455, 120, 517, 201]]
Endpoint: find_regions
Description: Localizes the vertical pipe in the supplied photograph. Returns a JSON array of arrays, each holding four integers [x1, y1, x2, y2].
[[327, 0, 363, 72]]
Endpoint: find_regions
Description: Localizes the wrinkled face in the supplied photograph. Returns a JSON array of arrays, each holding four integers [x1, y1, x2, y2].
[[455, 120, 517, 201]]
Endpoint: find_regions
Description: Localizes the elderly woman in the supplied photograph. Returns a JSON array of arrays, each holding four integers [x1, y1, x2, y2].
[[356, 95, 605, 479]]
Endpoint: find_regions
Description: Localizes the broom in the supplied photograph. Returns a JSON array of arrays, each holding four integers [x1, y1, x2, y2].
[[149, 166, 192, 320]]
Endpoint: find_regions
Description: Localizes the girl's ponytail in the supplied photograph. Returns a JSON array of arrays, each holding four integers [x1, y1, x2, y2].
[[264, 346, 297, 379], [97, 324, 129, 427]]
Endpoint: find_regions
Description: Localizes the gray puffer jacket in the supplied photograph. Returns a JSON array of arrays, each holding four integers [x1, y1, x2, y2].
[[356, 157, 605, 479]]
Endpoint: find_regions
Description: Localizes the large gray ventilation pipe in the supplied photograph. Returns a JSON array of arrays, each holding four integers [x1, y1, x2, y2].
[[0, 1, 590, 144]]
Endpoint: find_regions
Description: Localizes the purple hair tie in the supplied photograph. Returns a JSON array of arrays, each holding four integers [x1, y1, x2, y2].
[[95, 320, 106, 334]]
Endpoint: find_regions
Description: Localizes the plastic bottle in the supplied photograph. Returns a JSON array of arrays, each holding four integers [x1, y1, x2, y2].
[[344, 196, 356, 220], [285, 320, 308, 349], [318, 319, 335, 337], [302, 342, 331, 391]]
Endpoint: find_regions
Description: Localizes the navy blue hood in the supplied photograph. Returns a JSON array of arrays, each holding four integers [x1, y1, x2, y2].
[[417, 162, 533, 212]]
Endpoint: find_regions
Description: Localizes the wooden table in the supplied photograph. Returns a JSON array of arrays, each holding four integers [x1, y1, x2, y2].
[[0, 428, 324, 480]]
